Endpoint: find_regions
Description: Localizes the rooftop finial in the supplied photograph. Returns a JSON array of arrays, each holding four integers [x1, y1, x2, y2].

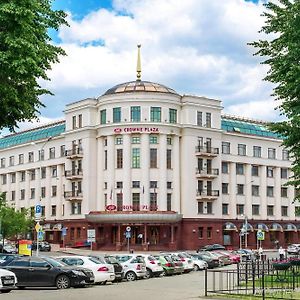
[[136, 44, 142, 81]]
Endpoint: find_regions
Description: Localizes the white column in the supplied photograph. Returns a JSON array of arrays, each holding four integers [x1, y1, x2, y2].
[[107, 135, 115, 205], [173, 135, 180, 212], [45, 167, 51, 220], [229, 162, 236, 217], [141, 134, 149, 210], [274, 167, 281, 218], [245, 164, 252, 219], [260, 165, 267, 219], [123, 134, 131, 208], [25, 171, 30, 209], [56, 164, 63, 219], [159, 134, 167, 211], [15, 172, 20, 210], [97, 138, 104, 210]]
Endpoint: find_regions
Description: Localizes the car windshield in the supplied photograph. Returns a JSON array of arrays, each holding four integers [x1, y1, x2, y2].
[[105, 256, 118, 264], [89, 256, 106, 264], [88, 257, 103, 264], [164, 256, 173, 262], [43, 257, 66, 267], [148, 255, 156, 261]]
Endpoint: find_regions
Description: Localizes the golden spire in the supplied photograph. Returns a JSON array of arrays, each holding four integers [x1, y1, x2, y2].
[[136, 44, 142, 81]]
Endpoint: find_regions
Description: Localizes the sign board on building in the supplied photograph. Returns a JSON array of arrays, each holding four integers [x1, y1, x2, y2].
[[106, 204, 117, 211], [87, 229, 96, 243], [257, 230, 265, 241], [113, 127, 159, 134], [35, 204, 42, 220]]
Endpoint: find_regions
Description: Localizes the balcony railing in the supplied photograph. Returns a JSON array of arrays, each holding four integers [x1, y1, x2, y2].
[[196, 189, 219, 199], [195, 146, 219, 156], [64, 191, 83, 200], [196, 168, 219, 177], [65, 147, 83, 158], [65, 169, 83, 179]]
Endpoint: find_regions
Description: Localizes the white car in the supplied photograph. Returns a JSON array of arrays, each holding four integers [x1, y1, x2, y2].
[[190, 256, 208, 271], [138, 254, 164, 278], [163, 252, 194, 273], [57, 255, 115, 284], [114, 254, 146, 281], [0, 268, 17, 293], [287, 244, 300, 255]]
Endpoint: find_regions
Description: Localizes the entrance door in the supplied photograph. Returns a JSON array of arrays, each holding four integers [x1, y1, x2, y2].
[[149, 226, 159, 245]]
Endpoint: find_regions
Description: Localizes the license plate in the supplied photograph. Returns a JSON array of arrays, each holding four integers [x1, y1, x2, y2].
[[3, 280, 14, 285]]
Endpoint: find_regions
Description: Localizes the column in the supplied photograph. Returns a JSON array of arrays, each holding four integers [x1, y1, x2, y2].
[[97, 138, 104, 210], [260, 165, 267, 219], [274, 167, 281, 219], [245, 164, 252, 219], [229, 162, 236, 217], [107, 136, 115, 205], [56, 164, 63, 219], [25, 171, 30, 209], [159, 134, 167, 211], [45, 166, 51, 220], [123, 134, 131, 208], [141, 134, 149, 209], [15, 172, 20, 210], [116, 224, 121, 250], [172, 135, 180, 212]]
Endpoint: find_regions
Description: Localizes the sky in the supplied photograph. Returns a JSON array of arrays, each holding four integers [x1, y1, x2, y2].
[[21, 0, 279, 130]]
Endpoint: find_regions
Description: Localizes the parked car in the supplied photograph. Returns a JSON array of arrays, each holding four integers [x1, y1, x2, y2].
[[163, 252, 194, 273], [3, 256, 94, 289], [0, 268, 17, 293], [211, 251, 232, 265], [114, 255, 146, 281], [189, 253, 219, 269], [32, 241, 51, 252], [169, 255, 184, 274], [235, 249, 254, 261], [0, 244, 17, 254], [137, 254, 164, 279], [199, 244, 226, 252], [153, 255, 175, 276], [287, 244, 300, 255], [94, 255, 124, 282], [187, 254, 208, 271], [57, 255, 115, 284], [216, 250, 241, 264], [0, 254, 21, 266]]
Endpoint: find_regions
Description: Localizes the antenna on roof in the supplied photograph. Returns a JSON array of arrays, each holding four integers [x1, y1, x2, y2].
[[136, 44, 142, 81]]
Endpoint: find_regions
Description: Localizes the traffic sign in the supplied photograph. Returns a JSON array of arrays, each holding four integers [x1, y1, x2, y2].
[[125, 231, 131, 239], [257, 230, 265, 241], [37, 231, 44, 241], [62, 227, 67, 236], [35, 222, 41, 233], [87, 229, 96, 243], [35, 204, 42, 220], [126, 226, 131, 232]]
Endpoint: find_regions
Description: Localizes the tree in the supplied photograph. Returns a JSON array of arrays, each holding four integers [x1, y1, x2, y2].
[[0, 193, 34, 246], [250, 0, 300, 200], [0, 0, 68, 131]]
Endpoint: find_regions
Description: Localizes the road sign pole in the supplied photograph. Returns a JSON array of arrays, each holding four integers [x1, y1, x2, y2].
[[127, 237, 130, 253]]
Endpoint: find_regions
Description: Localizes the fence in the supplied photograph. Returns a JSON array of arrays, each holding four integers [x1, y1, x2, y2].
[[205, 259, 300, 300]]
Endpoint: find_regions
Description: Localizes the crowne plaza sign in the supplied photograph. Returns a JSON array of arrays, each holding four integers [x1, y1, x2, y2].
[[114, 127, 159, 134]]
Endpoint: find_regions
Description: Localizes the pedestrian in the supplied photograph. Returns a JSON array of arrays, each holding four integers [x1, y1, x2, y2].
[[258, 246, 263, 260], [279, 246, 285, 261]]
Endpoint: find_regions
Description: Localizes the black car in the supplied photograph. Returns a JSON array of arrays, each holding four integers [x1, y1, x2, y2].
[[3, 256, 94, 289], [189, 253, 219, 269], [31, 241, 51, 252], [198, 244, 226, 252], [0, 254, 21, 266]]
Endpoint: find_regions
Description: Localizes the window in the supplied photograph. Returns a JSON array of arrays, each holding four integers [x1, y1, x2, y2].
[[281, 206, 288, 217], [198, 202, 204, 214], [150, 193, 157, 211], [1, 174, 6, 185], [30, 169, 35, 180], [207, 202, 213, 214], [20, 171, 25, 182], [169, 108, 177, 123], [20, 189, 25, 200], [51, 166, 57, 177], [41, 167, 46, 179], [49, 147, 55, 159], [222, 183, 229, 194], [267, 166, 274, 178], [207, 227, 212, 239], [132, 181, 140, 188], [9, 156, 14, 166], [236, 163, 244, 175], [78, 114, 82, 128], [28, 152, 34, 163], [252, 185, 259, 196], [167, 136, 172, 145], [113, 107, 121, 123], [206, 113, 212, 128], [267, 186, 274, 197], [167, 182, 172, 189], [132, 193, 140, 211], [131, 106, 141, 122], [51, 205, 57, 216], [52, 186, 57, 197], [72, 115, 76, 129], [222, 162, 229, 174], [236, 204, 244, 215], [131, 136, 140, 144], [132, 148, 140, 168], [150, 149, 158, 168], [281, 187, 288, 197], [167, 193, 172, 211], [150, 181, 158, 188], [104, 150, 107, 170], [222, 203, 229, 215], [149, 135, 158, 144], [60, 145, 66, 157], [268, 148, 276, 159], [100, 109, 106, 124], [251, 165, 259, 176], [115, 136, 123, 145], [39, 149, 44, 161], [30, 188, 35, 199], [150, 107, 161, 122], [166, 149, 172, 169], [10, 173, 16, 183], [117, 193, 123, 211], [0, 158, 5, 168], [19, 154, 24, 164], [11, 191, 15, 201], [281, 168, 288, 179], [282, 149, 289, 161], [252, 205, 260, 215], [237, 184, 244, 195], [238, 144, 246, 156], [197, 111, 202, 126], [198, 227, 203, 239], [71, 202, 81, 215], [253, 146, 261, 158], [267, 205, 274, 216], [116, 181, 123, 189], [116, 149, 123, 169], [41, 187, 46, 198], [222, 142, 230, 154]]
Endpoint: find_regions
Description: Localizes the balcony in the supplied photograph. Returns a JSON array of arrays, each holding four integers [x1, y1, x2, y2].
[[196, 189, 219, 200], [66, 147, 83, 159], [64, 191, 83, 201], [196, 168, 219, 178], [195, 146, 219, 157], [65, 169, 83, 180]]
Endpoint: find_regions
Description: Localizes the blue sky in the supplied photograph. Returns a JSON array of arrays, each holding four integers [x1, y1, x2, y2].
[[23, 0, 277, 130]]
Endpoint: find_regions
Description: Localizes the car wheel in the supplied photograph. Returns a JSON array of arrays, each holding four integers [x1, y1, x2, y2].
[[144, 268, 152, 279], [193, 264, 200, 271], [125, 271, 137, 281], [1, 290, 12, 293], [56, 275, 70, 289]]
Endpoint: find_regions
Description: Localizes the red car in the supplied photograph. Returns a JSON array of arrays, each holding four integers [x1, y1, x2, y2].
[[215, 250, 241, 263]]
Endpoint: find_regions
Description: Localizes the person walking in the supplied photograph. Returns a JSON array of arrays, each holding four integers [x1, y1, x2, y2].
[[279, 246, 285, 261], [258, 246, 263, 260]]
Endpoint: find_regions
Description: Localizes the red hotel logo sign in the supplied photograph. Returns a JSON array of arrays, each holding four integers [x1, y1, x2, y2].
[[114, 127, 159, 134]]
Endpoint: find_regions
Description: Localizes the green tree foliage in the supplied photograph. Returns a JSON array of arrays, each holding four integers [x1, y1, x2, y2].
[[250, 0, 300, 199], [0, 193, 34, 242], [0, 0, 68, 131]]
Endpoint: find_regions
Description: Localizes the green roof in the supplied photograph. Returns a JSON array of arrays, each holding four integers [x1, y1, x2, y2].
[[221, 117, 280, 139], [0, 122, 65, 149]]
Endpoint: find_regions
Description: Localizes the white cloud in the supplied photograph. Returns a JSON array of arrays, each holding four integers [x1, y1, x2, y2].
[[43, 0, 278, 121]]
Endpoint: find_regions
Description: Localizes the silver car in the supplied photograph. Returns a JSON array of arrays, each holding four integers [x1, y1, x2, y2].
[[287, 244, 300, 255]]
